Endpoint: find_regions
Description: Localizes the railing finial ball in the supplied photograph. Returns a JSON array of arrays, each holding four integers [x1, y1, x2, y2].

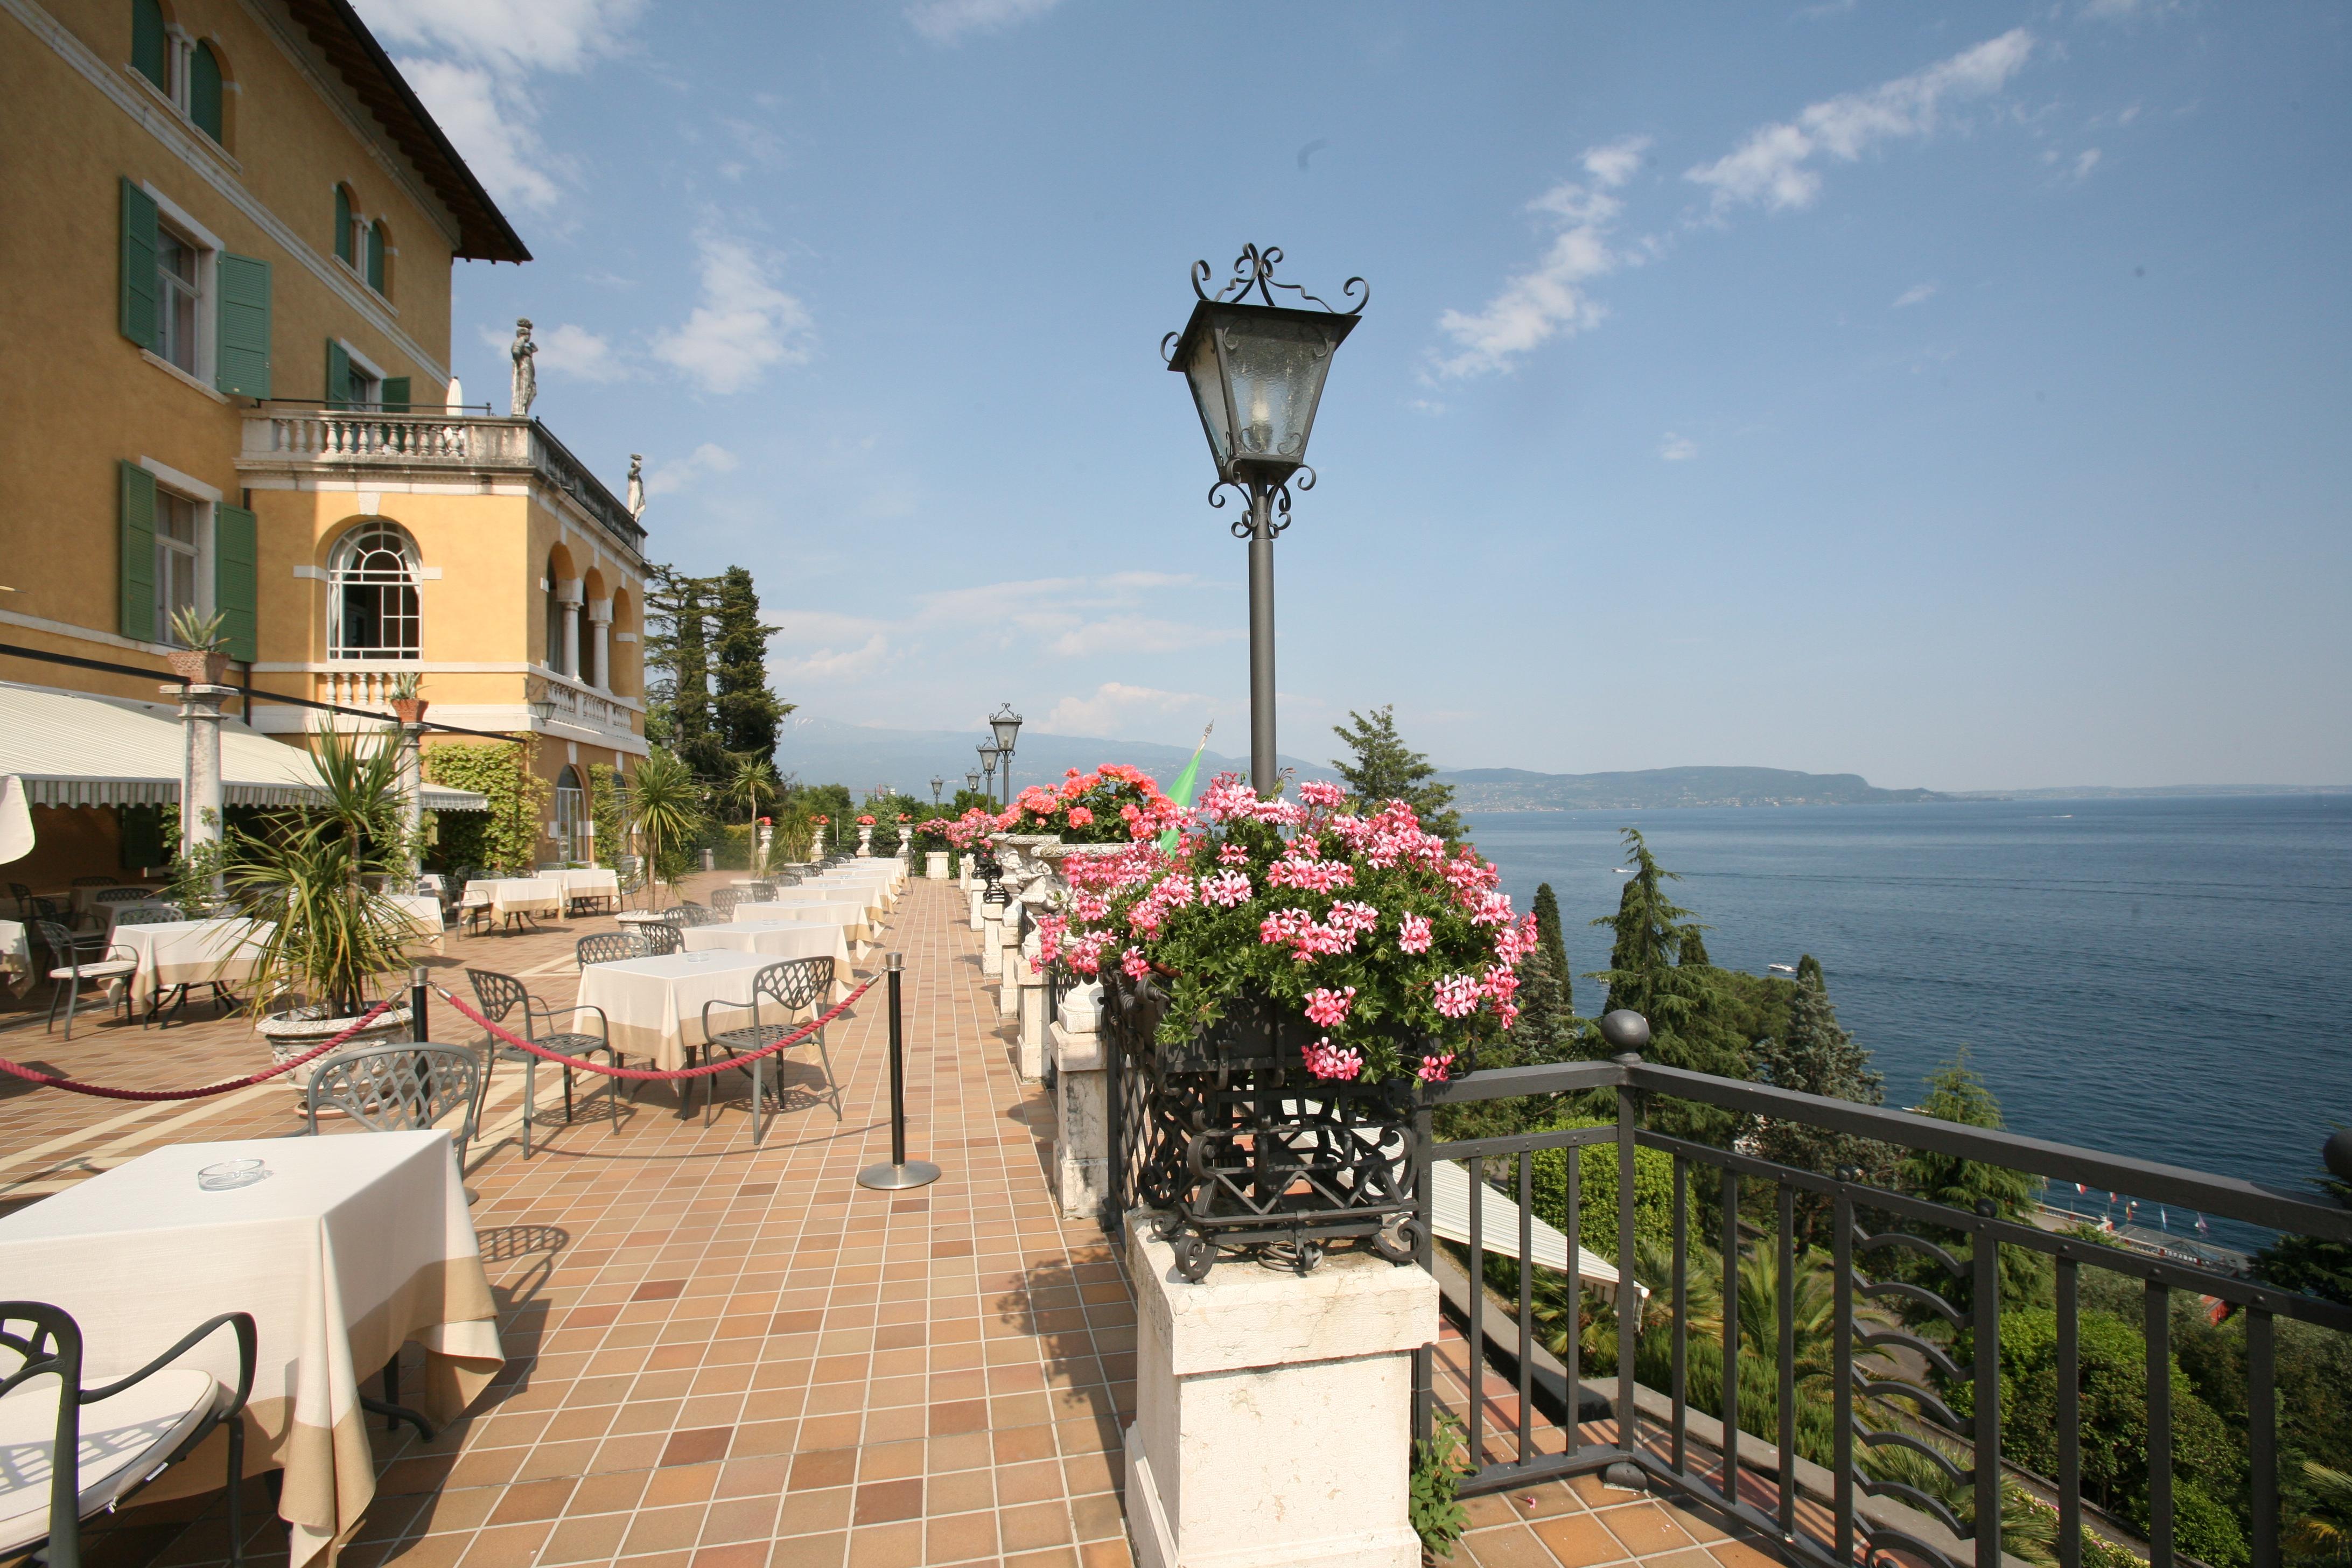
[[2325, 1126, 2352, 1192], [1597, 1009, 1650, 1054]]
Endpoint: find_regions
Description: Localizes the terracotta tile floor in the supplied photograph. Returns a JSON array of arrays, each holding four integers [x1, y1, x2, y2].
[[4, 874, 1138, 1568]]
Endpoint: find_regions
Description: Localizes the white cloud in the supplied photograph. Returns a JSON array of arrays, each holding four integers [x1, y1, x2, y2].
[[1658, 433, 1698, 461], [776, 635, 892, 683], [536, 322, 626, 381], [650, 232, 815, 395], [2072, 148, 2103, 179], [645, 443, 739, 498], [357, 0, 643, 214], [396, 60, 564, 212], [1044, 683, 1212, 738], [1431, 135, 1649, 379], [1048, 616, 1241, 660], [1686, 30, 2035, 214], [907, 0, 1066, 44], [1893, 282, 1939, 308]]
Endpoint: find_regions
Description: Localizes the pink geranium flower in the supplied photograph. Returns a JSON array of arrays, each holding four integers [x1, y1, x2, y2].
[[1304, 1039, 1364, 1080], [1398, 913, 1433, 954], [1304, 986, 1356, 1029]]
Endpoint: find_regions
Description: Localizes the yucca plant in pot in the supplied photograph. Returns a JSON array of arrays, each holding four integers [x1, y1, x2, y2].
[[387, 670, 428, 726], [165, 607, 232, 685], [227, 727, 424, 1086]]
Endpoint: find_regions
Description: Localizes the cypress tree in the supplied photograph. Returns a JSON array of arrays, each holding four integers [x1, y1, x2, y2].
[[1585, 828, 1747, 1139], [1531, 882, 1571, 1016], [670, 578, 722, 776], [711, 565, 789, 762], [1677, 924, 1712, 967], [1751, 959, 1894, 1239], [1329, 705, 1462, 840]]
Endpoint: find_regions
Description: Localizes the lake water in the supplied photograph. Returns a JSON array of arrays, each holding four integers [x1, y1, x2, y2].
[[1466, 795, 2352, 1238]]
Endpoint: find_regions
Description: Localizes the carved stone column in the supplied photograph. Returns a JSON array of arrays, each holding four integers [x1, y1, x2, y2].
[[168, 684, 233, 894], [587, 599, 612, 690], [558, 579, 583, 678], [1048, 983, 1107, 1218]]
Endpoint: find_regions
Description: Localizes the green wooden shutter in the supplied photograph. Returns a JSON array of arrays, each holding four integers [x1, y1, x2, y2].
[[215, 254, 270, 398], [325, 338, 352, 409], [214, 503, 258, 663], [366, 223, 385, 292], [118, 460, 157, 641], [131, 0, 167, 90], [380, 376, 410, 412], [333, 186, 353, 263], [190, 43, 223, 142], [120, 177, 159, 351]]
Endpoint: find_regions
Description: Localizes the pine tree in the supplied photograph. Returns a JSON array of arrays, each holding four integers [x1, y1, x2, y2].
[[1750, 959, 1895, 1241], [1677, 925, 1712, 967], [711, 565, 789, 761], [1329, 705, 1462, 839], [668, 577, 725, 778], [1900, 1052, 2049, 1315], [1531, 882, 1571, 1016], [1585, 828, 1747, 1140]]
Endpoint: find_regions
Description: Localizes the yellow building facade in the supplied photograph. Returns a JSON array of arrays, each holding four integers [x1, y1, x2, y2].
[[2, 0, 647, 871]]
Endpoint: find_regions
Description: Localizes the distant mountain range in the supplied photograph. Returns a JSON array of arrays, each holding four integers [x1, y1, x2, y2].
[[1434, 766, 1944, 811]]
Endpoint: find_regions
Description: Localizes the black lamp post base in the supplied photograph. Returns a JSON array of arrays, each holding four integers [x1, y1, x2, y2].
[[857, 1159, 941, 1191]]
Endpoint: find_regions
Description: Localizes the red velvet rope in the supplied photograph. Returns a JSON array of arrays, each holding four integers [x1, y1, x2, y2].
[[434, 976, 876, 1081], [0, 998, 401, 1102]]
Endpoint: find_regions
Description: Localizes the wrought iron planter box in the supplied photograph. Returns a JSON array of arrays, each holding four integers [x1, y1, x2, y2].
[[1103, 972, 1427, 1280]]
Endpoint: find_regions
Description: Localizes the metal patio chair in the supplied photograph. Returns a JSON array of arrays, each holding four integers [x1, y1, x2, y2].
[[697, 956, 841, 1142], [636, 921, 683, 956], [575, 930, 642, 968], [0, 1301, 257, 1567], [463, 968, 623, 1156], [32, 920, 134, 1040], [710, 887, 744, 917]]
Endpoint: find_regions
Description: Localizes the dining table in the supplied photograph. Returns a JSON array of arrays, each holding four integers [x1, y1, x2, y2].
[[766, 881, 893, 920], [549, 866, 621, 913], [730, 900, 873, 947], [107, 916, 274, 1016], [459, 878, 564, 929], [575, 949, 772, 1075], [0, 1131, 502, 1567], [0, 918, 29, 996], [681, 920, 853, 999]]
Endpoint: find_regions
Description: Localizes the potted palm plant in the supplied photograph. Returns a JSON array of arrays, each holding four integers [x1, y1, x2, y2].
[[625, 748, 703, 909], [165, 607, 232, 685], [387, 671, 428, 726], [228, 728, 423, 1086]]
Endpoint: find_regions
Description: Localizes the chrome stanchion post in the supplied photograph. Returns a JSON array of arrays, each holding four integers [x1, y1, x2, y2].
[[859, 953, 940, 1191], [410, 964, 431, 1043]]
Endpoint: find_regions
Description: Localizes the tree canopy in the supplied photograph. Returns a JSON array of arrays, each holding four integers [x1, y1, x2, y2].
[[1329, 706, 1462, 840]]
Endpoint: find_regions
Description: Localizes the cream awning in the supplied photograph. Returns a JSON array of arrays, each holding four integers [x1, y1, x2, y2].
[[0, 683, 489, 811], [1428, 1156, 1644, 1304]]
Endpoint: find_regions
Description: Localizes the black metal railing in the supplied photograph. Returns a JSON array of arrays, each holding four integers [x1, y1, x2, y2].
[[1404, 1055, 2352, 1568]]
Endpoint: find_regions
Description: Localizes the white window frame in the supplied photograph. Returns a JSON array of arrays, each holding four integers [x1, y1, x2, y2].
[[336, 338, 387, 409], [137, 458, 217, 647], [141, 184, 220, 386], [326, 520, 423, 661]]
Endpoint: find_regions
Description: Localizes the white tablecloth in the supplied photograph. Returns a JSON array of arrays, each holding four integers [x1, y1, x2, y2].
[[0, 918, 28, 995], [550, 867, 620, 907], [682, 921, 851, 998], [387, 894, 444, 942], [0, 1132, 502, 1566], [101, 898, 181, 935], [459, 878, 563, 920], [576, 950, 772, 1068], [109, 918, 272, 1006], [731, 900, 873, 944], [768, 881, 893, 920]]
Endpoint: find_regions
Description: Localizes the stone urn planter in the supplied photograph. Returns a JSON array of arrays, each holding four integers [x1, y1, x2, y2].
[[166, 648, 230, 685], [855, 824, 874, 857], [259, 1003, 414, 1095], [926, 850, 949, 880], [1103, 973, 1431, 1281]]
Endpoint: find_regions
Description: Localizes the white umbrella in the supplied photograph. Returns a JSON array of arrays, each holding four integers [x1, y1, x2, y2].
[[0, 775, 32, 866]]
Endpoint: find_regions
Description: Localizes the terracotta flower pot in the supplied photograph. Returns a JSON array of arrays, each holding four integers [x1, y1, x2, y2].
[[166, 649, 229, 685], [390, 698, 430, 724]]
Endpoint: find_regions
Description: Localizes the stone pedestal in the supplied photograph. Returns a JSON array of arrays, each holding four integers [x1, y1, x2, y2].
[[996, 913, 1024, 1019], [1015, 949, 1047, 1077], [856, 825, 874, 857], [1125, 1216, 1432, 1568], [927, 850, 949, 880], [1049, 984, 1107, 1217], [979, 907, 1005, 977], [967, 887, 985, 933]]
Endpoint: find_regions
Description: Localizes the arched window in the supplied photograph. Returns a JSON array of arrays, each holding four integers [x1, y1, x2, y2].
[[189, 41, 223, 143], [328, 522, 421, 659], [554, 766, 587, 865], [131, 0, 167, 91], [333, 185, 356, 265]]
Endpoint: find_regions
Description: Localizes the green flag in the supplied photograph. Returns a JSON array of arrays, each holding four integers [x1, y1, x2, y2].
[[1159, 722, 1213, 852]]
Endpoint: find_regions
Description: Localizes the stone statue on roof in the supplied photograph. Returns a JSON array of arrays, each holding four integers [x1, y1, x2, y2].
[[626, 453, 645, 521], [509, 319, 536, 419]]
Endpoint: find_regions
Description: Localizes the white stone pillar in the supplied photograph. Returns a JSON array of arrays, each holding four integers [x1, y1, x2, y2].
[[1125, 1219, 1433, 1568], [558, 580, 583, 678], [1016, 933, 1048, 1078], [979, 904, 1005, 978], [926, 850, 949, 880], [968, 884, 986, 932], [587, 600, 612, 690], [996, 911, 1024, 1020], [397, 720, 425, 884], [1049, 983, 1107, 1219], [170, 684, 233, 892]]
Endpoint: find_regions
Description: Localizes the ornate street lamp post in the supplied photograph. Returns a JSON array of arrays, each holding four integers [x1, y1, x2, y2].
[[978, 745, 998, 803], [964, 769, 981, 794], [1165, 244, 1364, 795], [988, 704, 1023, 807], [930, 775, 944, 807]]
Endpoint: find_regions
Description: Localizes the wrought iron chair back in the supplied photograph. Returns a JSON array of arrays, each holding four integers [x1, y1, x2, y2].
[[710, 888, 743, 916], [304, 1044, 482, 1166], [93, 887, 153, 905], [756, 956, 832, 1014], [576, 932, 643, 967], [464, 968, 531, 1031], [744, 881, 776, 900], [637, 922, 683, 956], [111, 906, 185, 927], [674, 901, 719, 928]]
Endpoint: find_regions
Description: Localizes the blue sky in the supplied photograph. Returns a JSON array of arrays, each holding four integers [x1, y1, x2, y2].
[[353, 0, 2351, 792]]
